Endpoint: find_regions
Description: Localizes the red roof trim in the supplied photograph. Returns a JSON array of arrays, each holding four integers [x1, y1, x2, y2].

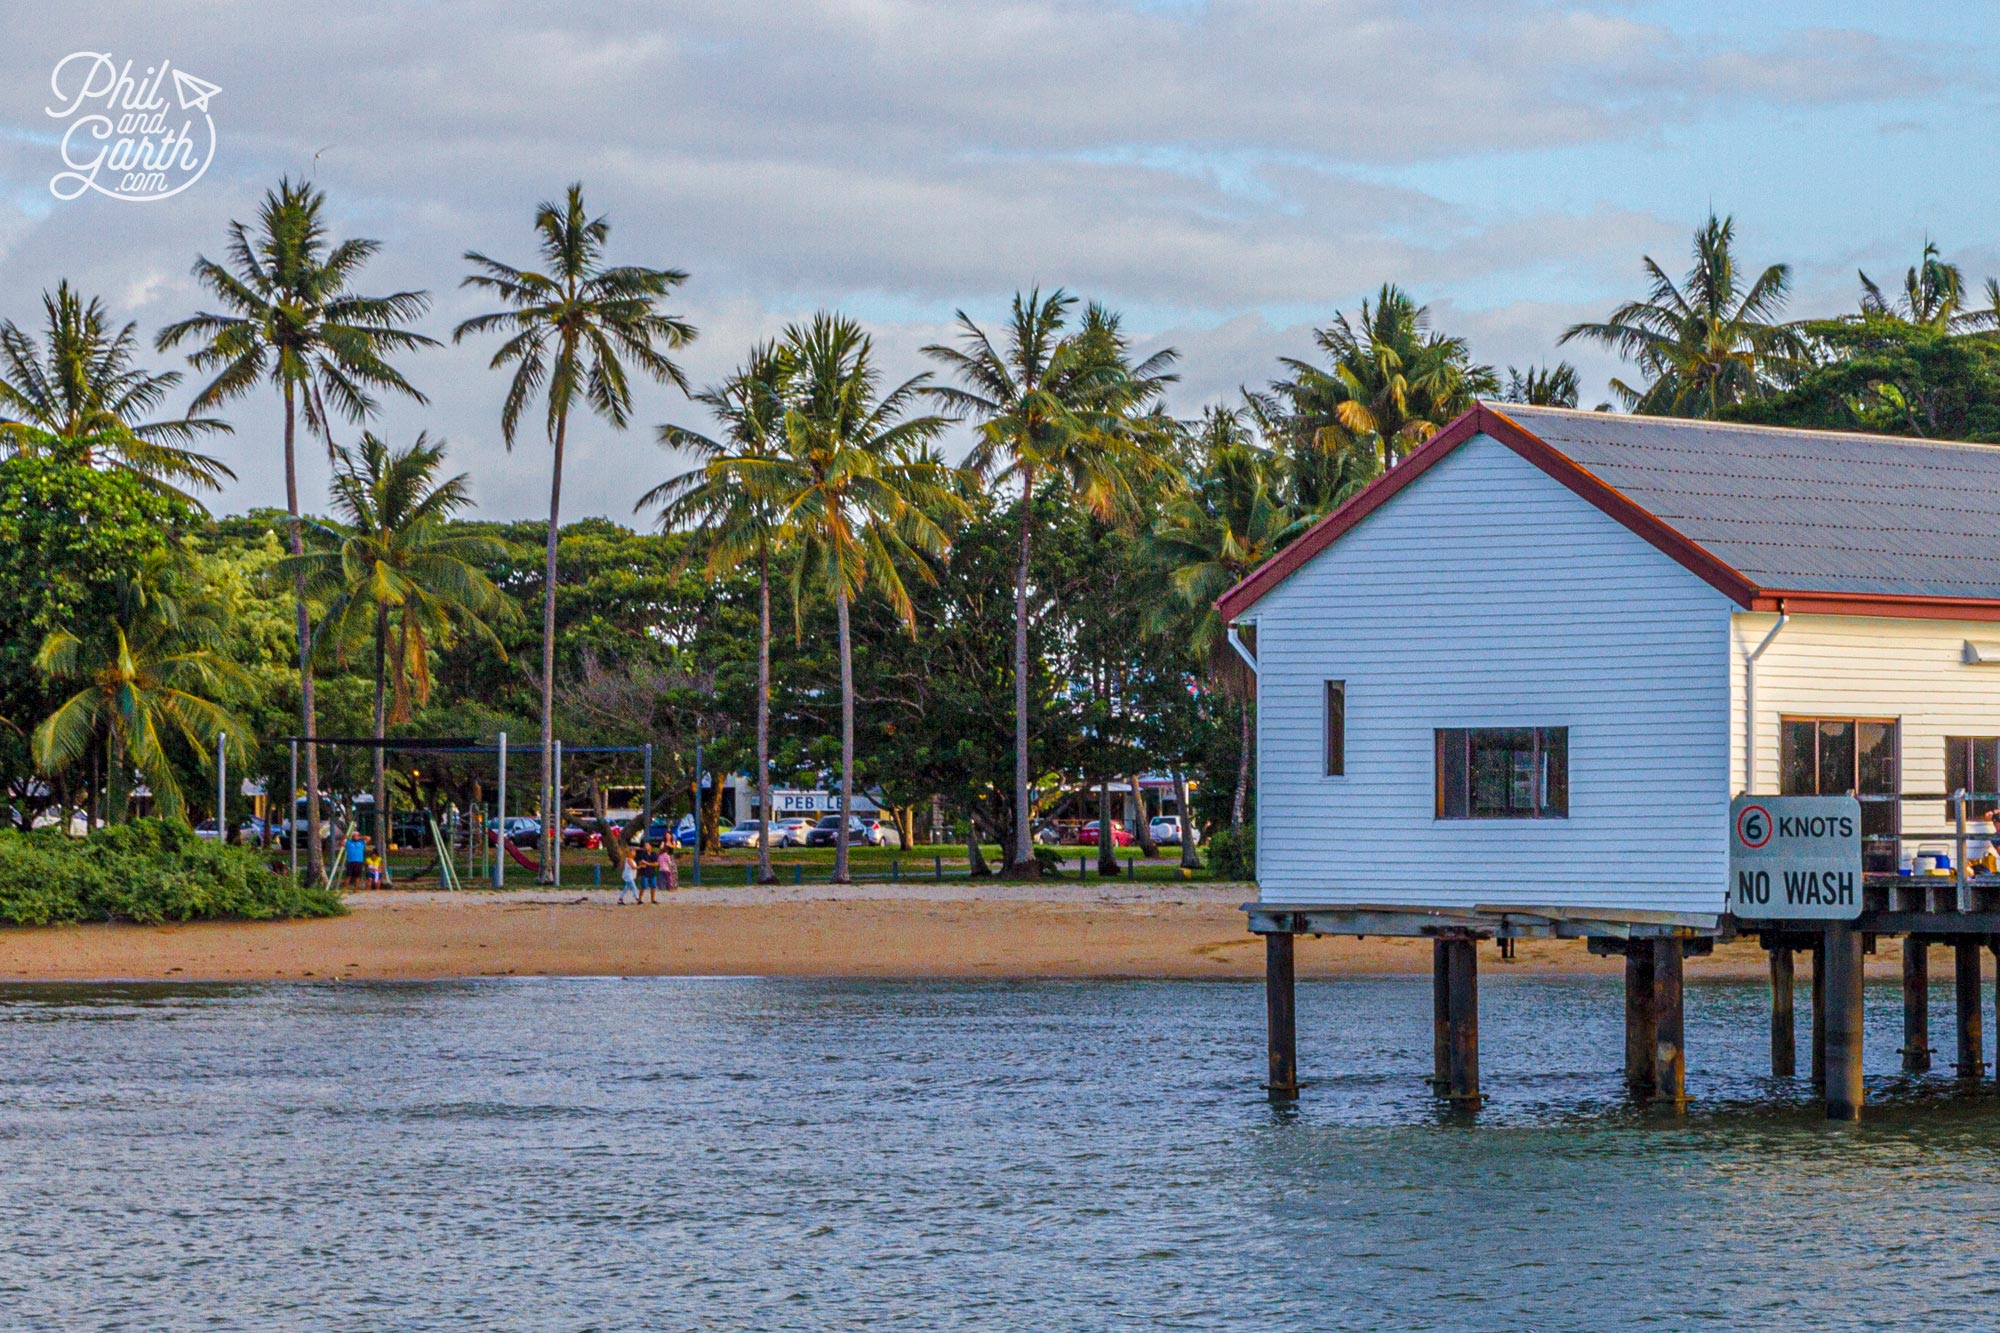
[[1753, 591, 2000, 624], [1214, 404, 1761, 620]]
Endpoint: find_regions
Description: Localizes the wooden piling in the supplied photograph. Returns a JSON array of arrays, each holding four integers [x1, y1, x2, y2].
[[1811, 936, 1827, 1090], [1823, 922, 1865, 1121], [1652, 938, 1686, 1106], [1444, 937, 1479, 1102], [1903, 938, 1931, 1074], [1431, 940, 1450, 1091], [1956, 939, 1984, 1080], [1768, 945, 1795, 1078], [1265, 932, 1298, 1097], [1624, 946, 1658, 1098]]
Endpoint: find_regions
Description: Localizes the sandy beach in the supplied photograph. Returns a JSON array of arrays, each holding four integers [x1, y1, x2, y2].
[[0, 882, 1907, 983]]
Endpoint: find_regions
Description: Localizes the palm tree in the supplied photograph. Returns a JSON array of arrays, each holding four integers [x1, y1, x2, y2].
[[455, 183, 696, 881], [1860, 241, 1971, 330], [33, 555, 246, 824], [0, 281, 233, 502], [771, 313, 957, 882], [1140, 439, 1311, 831], [922, 290, 1176, 872], [1502, 363, 1581, 407], [643, 343, 792, 883], [1562, 214, 1804, 418], [158, 177, 436, 879], [283, 433, 515, 852], [1272, 285, 1496, 482]]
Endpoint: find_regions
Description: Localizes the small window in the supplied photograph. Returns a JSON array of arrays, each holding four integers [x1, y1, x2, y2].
[[1324, 681, 1345, 777], [1945, 737, 2000, 819], [1435, 728, 1567, 819]]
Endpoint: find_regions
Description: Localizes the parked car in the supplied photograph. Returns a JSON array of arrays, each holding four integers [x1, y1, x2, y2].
[[718, 820, 767, 849], [1149, 816, 1198, 847], [770, 817, 816, 847], [1078, 820, 1135, 848], [806, 814, 898, 848], [486, 816, 542, 849], [561, 822, 602, 850]]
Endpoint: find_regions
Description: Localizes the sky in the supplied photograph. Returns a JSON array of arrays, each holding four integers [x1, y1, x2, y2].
[[1, 1, 1995, 520]]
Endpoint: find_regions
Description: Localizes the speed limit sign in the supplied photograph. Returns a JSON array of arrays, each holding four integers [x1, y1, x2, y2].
[[1728, 795, 1861, 920]]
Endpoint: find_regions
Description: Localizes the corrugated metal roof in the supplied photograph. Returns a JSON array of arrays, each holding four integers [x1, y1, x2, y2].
[[1492, 405, 2000, 598]]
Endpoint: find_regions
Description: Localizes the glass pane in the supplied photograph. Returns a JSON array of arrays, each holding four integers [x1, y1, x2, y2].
[[1976, 741, 1999, 802], [1436, 730, 1468, 818], [1856, 722, 1896, 794], [1946, 737, 1970, 821], [1541, 728, 1568, 817], [1780, 721, 1817, 795], [1470, 728, 1534, 815], [1818, 721, 1856, 795], [1325, 682, 1345, 777]]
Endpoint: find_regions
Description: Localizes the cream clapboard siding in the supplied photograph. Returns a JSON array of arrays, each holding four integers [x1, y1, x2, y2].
[[1249, 433, 1736, 914], [1731, 613, 2000, 819]]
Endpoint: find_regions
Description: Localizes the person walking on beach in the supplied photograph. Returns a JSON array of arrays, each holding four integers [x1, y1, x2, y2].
[[658, 842, 678, 895], [344, 831, 367, 887], [616, 846, 639, 904], [637, 840, 658, 900]]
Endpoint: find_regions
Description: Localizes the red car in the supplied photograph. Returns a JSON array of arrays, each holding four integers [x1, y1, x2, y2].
[[1079, 820, 1135, 848]]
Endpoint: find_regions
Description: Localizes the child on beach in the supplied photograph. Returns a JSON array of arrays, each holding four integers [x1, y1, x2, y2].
[[616, 848, 639, 904], [658, 843, 678, 895], [364, 851, 384, 888]]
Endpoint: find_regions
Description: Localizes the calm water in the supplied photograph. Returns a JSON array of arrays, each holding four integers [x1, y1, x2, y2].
[[2, 975, 1998, 1331]]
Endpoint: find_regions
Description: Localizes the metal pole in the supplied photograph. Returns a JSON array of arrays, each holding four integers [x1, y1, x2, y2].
[[642, 742, 654, 846], [1957, 791, 1971, 912], [553, 740, 563, 886], [494, 731, 507, 889], [288, 741, 299, 881], [216, 732, 227, 842], [693, 740, 703, 887]]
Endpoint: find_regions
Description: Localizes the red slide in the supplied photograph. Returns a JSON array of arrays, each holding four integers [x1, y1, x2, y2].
[[499, 837, 542, 873]]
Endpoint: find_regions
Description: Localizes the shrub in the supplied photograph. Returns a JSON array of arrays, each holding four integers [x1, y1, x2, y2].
[[0, 820, 345, 926], [1205, 825, 1255, 881], [1032, 845, 1065, 877]]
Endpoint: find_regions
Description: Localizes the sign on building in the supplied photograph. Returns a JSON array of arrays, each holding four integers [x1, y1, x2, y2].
[[1728, 795, 1863, 920]]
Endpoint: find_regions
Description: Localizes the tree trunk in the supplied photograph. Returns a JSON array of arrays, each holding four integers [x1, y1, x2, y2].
[[372, 601, 390, 858], [835, 586, 853, 884], [282, 383, 325, 880], [1173, 770, 1199, 870], [1097, 778, 1119, 875], [537, 401, 568, 884], [1011, 466, 1038, 874], [1232, 695, 1251, 828], [1130, 772, 1158, 858], [107, 719, 131, 824], [756, 547, 775, 884]]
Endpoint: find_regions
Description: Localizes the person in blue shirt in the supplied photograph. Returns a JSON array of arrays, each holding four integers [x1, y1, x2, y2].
[[344, 831, 367, 887]]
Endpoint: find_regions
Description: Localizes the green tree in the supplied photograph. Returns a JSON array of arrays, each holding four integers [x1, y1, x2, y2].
[[1859, 241, 1977, 330], [1139, 438, 1310, 828], [158, 177, 436, 878], [1725, 318, 2000, 442], [33, 552, 247, 824], [772, 313, 957, 881], [923, 290, 1175, 871], [0, 282, 233, 503], [284, 433, 515, 851], [455, 183, 696, 880], [0, 451, 186, 830], [1501, 362, 1581, 408], [1272, 284, 1496, 481], [644, 343, 792, 882], [1562, 214, 1804, 418]]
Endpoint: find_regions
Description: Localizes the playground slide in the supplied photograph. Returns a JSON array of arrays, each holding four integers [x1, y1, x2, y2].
[[499, 837, 542, 873]]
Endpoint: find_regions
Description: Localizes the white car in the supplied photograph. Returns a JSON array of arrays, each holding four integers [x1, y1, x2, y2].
[[1150, 817, 1199, 847], [770, 818, 816, 847]]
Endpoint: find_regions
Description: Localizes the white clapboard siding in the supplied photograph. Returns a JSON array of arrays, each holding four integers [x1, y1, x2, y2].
[[1732, 613, 2000, 814], [1250, 433, 1736, 914]]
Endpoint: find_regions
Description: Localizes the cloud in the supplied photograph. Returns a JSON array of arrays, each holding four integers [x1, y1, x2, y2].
[[0, 2, 1962, 516]]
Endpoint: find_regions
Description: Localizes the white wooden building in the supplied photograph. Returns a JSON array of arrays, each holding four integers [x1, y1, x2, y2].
[[1219, 404, 2000, 926]]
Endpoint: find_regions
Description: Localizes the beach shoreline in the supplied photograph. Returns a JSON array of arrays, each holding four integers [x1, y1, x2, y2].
[[0, 883, 1905, 984]]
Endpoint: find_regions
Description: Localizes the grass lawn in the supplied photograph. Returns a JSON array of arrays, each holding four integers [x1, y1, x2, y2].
[[373, 841, 1215, 890]]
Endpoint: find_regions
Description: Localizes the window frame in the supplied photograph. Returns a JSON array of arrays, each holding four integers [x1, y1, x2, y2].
[[1323, 680, 1346, 778], [1433, 726, 1569, 821], [1780, 715, 1900, 873]]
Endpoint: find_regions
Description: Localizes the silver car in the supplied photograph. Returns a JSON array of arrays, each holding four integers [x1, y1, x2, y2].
[[1150, 817, 1199, 847]]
